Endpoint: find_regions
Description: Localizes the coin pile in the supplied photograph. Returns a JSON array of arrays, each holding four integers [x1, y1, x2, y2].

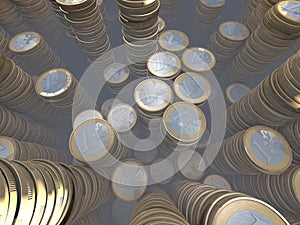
[[0, 106, 61, 147], [134, 79, 174, 132], [149, 157, 174, 184], [103, 63, 131, 95], [0, 158, 111, 225], [158, 30, 189, 54], [112, 159, 148, 202], [226, 51, 300, 134], [9, 31, 65, 75], [12, 0, 64, 40], [241, 0, 261, 23], [173, 72, 211, 107], [72, 207, 106, 225], [182, 47, 216, 77], [225, 83, 251, 106], [100, 98, 122, 119], [0, 136, 72, 163], [56, 0, 114, 69], [158, 17, 166, 35], [159, 0, 180, 23], [129, 188, 189, 225], [69, 118, 129, 167], [279, 119, 300, 163], [0, 54, 67, 125], [232, 165, 300, 218], [222, 0, 300, 85], [159, 102, 207, 156], [116, 0, 160, 76], [203, 174, 232, 190], [36, 68, 93, 117], [73, 109, 103, 129], [171, 180, 290, 225], [0, 0, 30, 35], [209, 21, 250, 72], [211, 125, 293, 175]]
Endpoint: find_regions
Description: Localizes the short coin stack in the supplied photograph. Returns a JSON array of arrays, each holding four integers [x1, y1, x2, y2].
[[159, 0, 180, 23], [211, 125, 293, 175], [116, 0, 160, 76], [9, 31, 65, 75], [225, 83, 251, 106], [171, 180, 290, 225], [232, 165, 300, 218], [129, 189, 189, 225], [158, 30, 189, 54], [209, 21, 250, 72]]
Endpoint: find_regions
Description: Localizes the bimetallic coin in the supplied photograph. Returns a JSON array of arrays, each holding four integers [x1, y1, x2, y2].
[[200, 0, 226, 8], [277, 1, 300, 23], [100, 98, 122, 119], [73, 109, 103, 129], [0, 170, 9, 225], [9, 32, 41, 53], [293, 168, 300, 202], [226, 83, 251, 104], [203, 174, 232, 190], [147, 52, 181, 78], [219, 21, 250, 41], [159, 30, 189, 52], [0, 137, 16, 160], [103, 63, 130, 85]]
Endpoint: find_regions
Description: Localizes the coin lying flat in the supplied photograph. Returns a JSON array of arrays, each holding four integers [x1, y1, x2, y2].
[[73, 109, 103, 129], [159, 30, 189, 53]]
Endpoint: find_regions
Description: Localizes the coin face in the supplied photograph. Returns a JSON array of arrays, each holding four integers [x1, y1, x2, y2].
[[100, 98, 122, 119], [278, 1, 300, 22], [226, 83, 251, 104], [10, 32, 40, 52], [182, 47, 216, 72], [226, 210, 276, 225], [220, 21, 250, 41], [73, 110, 103, 129], [147, 52, 181, 78], [0, 141, 11, 159], [103, 63, 129, 84], [200, 0, 225, 8], [203, 174, 231, 190], [159, 30, 189, 52], [163, 102, 206, 142]]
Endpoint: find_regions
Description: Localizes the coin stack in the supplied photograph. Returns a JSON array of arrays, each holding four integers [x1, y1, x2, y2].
[[71, 207, 106, 225], [0, 136, 72, 163], [159, 0, 180, 23], [209, 21, 250, 73], [147, 51, 181, 80], [241, 0, 261, 23], [279, 119, 300, 164], [134, 79, 174, 132], [173, 72, 211, 107], [103, 63, 131, 95], [116, 0, 160, 77], [158, 30, 189, 54], [288, 218, 300, 225], [100, 98, 122, 119], [158, 17, 166, 35], [226, 51, 300, 134], [203, 174, 232, 190], [129, 189, 189, 225], [182, 47, 216, 77], [35, 68, 93, 117], [232, 165, 300, 218], [112, 159, 148, 202], [0, 0, 30, 35], [0, 158, 111, 225], [196, 128, 211, 151], [225, 83, 251, 107], [222, 0, 300, 85], [0, 106, 61, 147], [12, 0, 64, 40], [56, 0, 114, 70], [171, 180, 290, 225], [9, 31, 65, 75], [159, 102, 207, 156], [97, 0, 110, 33], [69, 118, 129, 168], [73, 109, 103, 129], [0, 54, 67, 126], [211, 125, 293, 175]]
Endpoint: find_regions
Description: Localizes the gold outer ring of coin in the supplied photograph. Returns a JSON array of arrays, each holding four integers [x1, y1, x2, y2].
[[243, 125, 292, 173], [134, 78, 174, 112], [69, 118, 116, 162], [225, 83, 251, 104], [163, 102, 207, 143], [73, 109, 103, 129], [182, 47, 216, 72], [173, 72, 211, 104], [203, 174, 232, 190], [158, 30, 189, 52], [0, 136, 18, 160], [9, 31, 42, 53], [292, 167, 300, 202], [0, 169, 9, 225], [35, 68, 73, 98], [219, 21, 250, 42], [276, 1, 300, 24], [103, 63, 130, 85]]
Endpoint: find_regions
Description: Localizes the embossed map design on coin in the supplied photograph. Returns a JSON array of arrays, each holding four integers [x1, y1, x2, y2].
[[226, 210, 275, 225], [13, 33, 38, 50], [148, 52, 179, 76], [139, 81, 170, 107], [104, 63, 129, 83], [178, 75, 206, 99], [160, 31, 187, 50], [40, 70, 68, 93], [109, 104, 136, 132], [222, 23, 247, 39], [280, 1, 300, 20], [183, 48, 215, 71], [0, 142, 10, 158]]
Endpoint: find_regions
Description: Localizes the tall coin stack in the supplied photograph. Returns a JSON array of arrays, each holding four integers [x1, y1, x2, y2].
[[35, 68, 93, 117], [159, 0, 180, 23], [56, 0, 114, 70], [222, 0, 300, 85], [129, 189, 189, 225], [97, 0, 110, 33], [9, 31, 65, 75], [232, 165, 300, 218], [0, 54, 67, 126], [241, 0, 261, 23], [0, 136, 72, 163], [226, 51, 300, 134], [116, 0, 160, 77], [211, 125, 293, 175], [209, 21, 250, 73], [0, 159, 110, 225], [171, 180, 290, 225]]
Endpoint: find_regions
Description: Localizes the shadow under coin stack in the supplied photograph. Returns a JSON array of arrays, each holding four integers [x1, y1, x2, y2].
[[35, 68, 93, 118], [211, 125, 293, 175], [0, 136, 72, 163], [56, 0, 114, 70], [232, 165, 300, 219], [222, 0, 300, 85], [129, 188, 189, 225], [171, 180, 290, 225], [159, 0, 180, 23], [9, 31, 65, 75], [209, 21, 250, 73], [116, 0, 160, 77], [226, 51, 300, 135]]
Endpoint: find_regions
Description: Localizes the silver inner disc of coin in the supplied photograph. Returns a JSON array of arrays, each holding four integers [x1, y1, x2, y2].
[[13, 34, 38, 50], [40, 71, 68, 93], [223, 23, 247, 38], [186, 50, 212, 69], [161, 32, 185, 49], [149, 53, 178, 75], [178, 76, 206, 99], [139, 81, 169, 107], [230, 85, 250, 102], [226, 210, 275, 225], [0, 142, 10, 159], [110, 106, 135, 132], [105, 65, 128, 82], [281, 2, 300, 20]]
